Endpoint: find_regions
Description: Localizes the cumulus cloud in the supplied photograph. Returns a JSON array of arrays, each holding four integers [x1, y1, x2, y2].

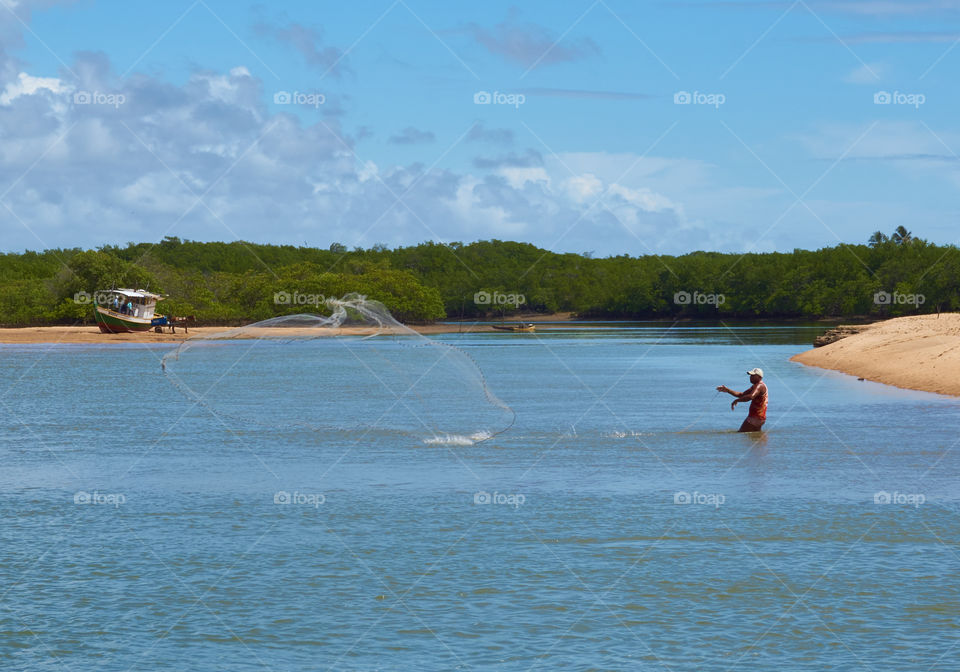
[[0, 7, 772, 258], [0, 47, 705, 257], [0, 71, 67, 104]]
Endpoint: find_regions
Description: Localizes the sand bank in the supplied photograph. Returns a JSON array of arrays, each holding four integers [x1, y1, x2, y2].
[[0, 323, 489, 344], [0, 313, 577, 344], [792, 313, 960, 397]]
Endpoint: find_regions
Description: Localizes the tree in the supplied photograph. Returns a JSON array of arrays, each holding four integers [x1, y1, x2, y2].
[[2, 238, 958, 325], [891, 226, 913, 245]]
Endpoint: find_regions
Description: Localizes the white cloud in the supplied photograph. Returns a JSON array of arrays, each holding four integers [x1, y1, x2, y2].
[[0, 71, 66, 105], [606, 184, 677, 213], [0, 48, 724, 257], [0, 25, 856, 260], [561, 174, 604, 202], [498, 166, 549, 188]]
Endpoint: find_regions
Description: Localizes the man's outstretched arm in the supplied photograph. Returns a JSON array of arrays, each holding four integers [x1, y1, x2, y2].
[[717, 384, 758, 402]]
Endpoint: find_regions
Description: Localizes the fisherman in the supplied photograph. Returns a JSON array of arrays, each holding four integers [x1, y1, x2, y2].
[[717, 368, 768, 432]]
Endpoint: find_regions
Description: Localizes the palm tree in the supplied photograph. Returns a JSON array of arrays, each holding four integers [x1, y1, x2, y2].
[[868, 231, 889, 247], [891, 226, 913, 245]]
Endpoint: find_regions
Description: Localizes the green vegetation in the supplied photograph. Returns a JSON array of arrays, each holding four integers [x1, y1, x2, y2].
[[1, 230, 956, 326]]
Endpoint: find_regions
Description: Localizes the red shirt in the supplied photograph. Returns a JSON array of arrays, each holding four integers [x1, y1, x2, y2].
[[747, 382, 768, 422]]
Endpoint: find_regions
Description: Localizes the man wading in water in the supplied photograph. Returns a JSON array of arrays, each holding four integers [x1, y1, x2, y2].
[[717, 368, 768, 432]]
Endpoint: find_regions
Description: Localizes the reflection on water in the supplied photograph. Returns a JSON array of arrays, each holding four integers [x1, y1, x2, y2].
[[1, 324, 958, 670]]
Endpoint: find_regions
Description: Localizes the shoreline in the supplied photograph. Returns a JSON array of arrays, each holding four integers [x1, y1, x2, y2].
[[0, 312, 840, 344], [791, 313, 960, 397], [0, 314, 579, 344], [0, 323, 496, 344]]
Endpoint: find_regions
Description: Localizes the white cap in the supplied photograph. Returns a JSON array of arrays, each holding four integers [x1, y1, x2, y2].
[[747, 368, 763, 378]]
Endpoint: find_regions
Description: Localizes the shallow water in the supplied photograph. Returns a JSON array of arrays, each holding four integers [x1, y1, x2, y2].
[[1, 323, 958, 670]]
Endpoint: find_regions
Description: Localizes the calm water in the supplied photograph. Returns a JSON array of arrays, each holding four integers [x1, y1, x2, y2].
[[2, 323, 958, 670]]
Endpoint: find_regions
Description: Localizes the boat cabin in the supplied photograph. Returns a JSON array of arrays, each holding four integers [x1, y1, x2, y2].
[[99, 289, 163, 319]]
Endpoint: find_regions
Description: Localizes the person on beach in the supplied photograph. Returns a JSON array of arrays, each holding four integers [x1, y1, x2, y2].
[[717, 368, 768, 432]]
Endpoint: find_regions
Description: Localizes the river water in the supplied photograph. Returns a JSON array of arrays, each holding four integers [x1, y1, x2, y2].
[[1, 323, 958, 670]]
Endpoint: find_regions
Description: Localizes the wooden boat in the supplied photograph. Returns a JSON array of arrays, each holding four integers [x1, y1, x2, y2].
[[94, 288, 166, 333], [491, 323, 536, 333]]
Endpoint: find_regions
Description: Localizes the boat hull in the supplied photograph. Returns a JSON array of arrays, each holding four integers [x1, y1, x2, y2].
[[491, 325, 536, 332], [95, 307, 154, 333]]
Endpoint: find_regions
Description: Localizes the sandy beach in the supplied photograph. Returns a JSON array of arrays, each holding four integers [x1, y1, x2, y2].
[[0, 312, 577, 344], [792, 313, 960, 397]]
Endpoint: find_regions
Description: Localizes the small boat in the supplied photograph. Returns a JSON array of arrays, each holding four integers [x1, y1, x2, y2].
[[94, 288, 166, 334], [491, 323, 536, 333]]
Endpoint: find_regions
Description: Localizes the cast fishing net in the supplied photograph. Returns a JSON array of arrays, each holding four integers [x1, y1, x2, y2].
[[160, 294, 514, 445]]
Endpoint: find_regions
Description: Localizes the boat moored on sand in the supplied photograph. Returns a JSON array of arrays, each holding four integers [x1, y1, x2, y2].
[[94, 289, 166, 333], [491, 323, 536, 333]]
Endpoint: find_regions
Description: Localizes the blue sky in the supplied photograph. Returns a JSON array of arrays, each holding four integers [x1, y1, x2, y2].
[[1, 0, 959, 256]]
